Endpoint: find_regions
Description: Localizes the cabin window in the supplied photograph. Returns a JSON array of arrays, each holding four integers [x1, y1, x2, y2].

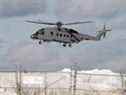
[[67, 35, 69, 37], [85, 38, 89, 40], [64, 34, 66, 37], [56, 33, 59, 37], [50, 32, 53, 36], [60, 34, 62, 37], [41, 32, 44, 35]]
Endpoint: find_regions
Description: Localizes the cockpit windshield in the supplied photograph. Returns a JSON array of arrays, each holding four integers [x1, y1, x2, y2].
[[68, 29, 79, 34]]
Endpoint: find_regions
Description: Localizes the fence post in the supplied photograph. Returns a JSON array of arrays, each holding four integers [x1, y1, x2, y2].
[[120, 72, 124, 89], [72, 63, 78, 95], [15, 65, 22, 95], [44, 72, 47, 95]]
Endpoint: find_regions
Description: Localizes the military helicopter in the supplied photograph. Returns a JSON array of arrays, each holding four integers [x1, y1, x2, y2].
[[26, 20, 112, 47]]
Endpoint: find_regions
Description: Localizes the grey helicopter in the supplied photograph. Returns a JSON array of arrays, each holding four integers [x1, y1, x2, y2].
[[26, 20, 112, 47]]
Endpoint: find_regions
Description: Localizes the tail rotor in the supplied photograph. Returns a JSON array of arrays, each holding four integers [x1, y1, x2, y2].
[[96, 24, 112, 40]]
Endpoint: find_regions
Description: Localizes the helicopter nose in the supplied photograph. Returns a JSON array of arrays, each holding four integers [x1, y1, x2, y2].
[[30, 34, 38, 39], [30, 35, 34, 39]]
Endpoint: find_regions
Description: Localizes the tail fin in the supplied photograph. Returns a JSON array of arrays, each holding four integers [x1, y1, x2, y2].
[[96, 24, 112, 40]]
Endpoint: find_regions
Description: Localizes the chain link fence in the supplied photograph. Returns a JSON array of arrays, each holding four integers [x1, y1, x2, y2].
[[0, 72, 125, 95]]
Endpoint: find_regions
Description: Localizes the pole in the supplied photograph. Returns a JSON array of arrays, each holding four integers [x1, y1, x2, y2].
[[72, 63, 78, 95], [16, 65, 22, 95], [120, 72, 124, 89], [69, 66, 73, 93], [44, 72, 47, 95], [73, 69, 77, 95]]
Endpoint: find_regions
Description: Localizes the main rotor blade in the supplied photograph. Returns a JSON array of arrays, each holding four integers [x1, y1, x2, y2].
[[64, 21, 94, 25], [26, 20, 56, 25]]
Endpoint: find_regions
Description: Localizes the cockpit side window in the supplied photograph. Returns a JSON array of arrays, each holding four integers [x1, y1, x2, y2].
[[56, 33, 59, 37], [37, 28, 45, 35], [36, 31, 39, 35], [50, 32, 53, 36], [60, 34, 62, 37], [67, 35, 69, 37], [41, 32, 44, 35]]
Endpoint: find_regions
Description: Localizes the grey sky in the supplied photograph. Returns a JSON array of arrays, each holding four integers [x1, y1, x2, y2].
[[0, 0, 45, 17], [0, 0, 125, 18], [0, 0, 126, 73]]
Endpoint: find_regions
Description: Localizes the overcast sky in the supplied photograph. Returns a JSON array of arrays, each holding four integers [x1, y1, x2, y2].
[[0, 0, 126, 73]]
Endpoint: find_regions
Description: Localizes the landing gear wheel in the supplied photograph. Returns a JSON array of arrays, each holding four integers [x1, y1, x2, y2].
[[39, 40, 42, 44], [63, 43, 66, 47], [69, 44, 72, 47]]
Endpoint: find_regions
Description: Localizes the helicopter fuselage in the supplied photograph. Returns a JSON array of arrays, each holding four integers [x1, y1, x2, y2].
[[30, 26, 111, 47], [26, 20, 112, 47], [31, 27, 86, 46]]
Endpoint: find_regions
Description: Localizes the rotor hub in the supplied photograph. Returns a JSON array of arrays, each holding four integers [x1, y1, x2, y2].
[[56, 21, 62, 27]]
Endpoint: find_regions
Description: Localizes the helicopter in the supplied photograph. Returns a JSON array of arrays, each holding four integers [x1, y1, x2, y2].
[[26, 20, 112, 47]]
